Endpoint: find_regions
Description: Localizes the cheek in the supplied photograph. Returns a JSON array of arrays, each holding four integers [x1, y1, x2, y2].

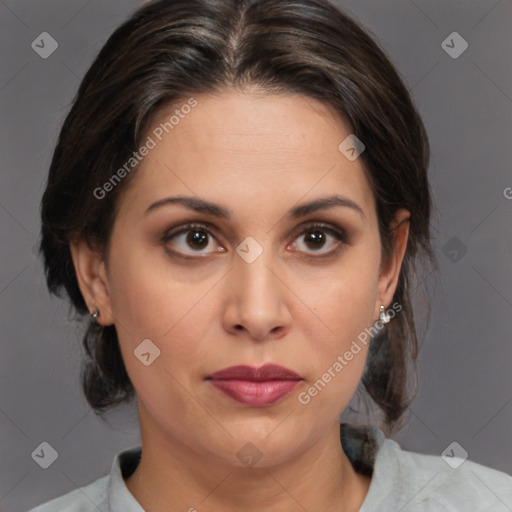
[[107, 232, 204, 337], [106, 237, 222, 386], [296, 244, 380, 402], [105, 241, 190, 373], [306, 242, 381, 336]]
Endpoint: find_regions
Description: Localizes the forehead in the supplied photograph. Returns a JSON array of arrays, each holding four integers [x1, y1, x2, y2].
[[117, 90, 375, 223], [150, 90, 350, 160]]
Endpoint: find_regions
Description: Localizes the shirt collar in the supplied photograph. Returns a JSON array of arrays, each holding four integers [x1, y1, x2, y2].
[[108, 445, 144, 511]]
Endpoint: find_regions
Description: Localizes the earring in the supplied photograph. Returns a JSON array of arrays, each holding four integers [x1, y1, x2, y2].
[[379, 305, 390, 324], [91, 308, 100, 321]]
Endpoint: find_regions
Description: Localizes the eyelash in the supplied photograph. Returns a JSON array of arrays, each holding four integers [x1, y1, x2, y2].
[[161, 221, 349, 259]]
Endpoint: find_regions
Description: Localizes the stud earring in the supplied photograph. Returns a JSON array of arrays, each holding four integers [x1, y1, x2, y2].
[[91, 308, 100, 321], [379, 305, 390, 324]]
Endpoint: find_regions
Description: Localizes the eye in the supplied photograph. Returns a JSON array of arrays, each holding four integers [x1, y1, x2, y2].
[[162, 223, 221, 256], [290, 223, 348, 256], [161, 222, 348, 258]]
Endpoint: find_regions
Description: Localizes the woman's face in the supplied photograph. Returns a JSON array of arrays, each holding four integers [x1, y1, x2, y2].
[[72, 90, 409, 467]]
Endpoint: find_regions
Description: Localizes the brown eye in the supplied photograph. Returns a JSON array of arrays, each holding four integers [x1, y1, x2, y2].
[[162, 224, 219, 255], [184, 229, 209, 250], [291, 223, 348, 255], [303, 229, 328, 250]]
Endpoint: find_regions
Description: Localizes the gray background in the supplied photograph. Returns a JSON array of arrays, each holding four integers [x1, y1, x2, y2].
[[1, 0, 511, 510]]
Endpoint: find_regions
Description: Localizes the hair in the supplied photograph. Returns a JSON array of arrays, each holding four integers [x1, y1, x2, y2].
[[39, 0, 435, 434]]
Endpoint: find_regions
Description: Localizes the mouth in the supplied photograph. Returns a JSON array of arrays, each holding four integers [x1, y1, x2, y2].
[[206, 364, 303, 407]]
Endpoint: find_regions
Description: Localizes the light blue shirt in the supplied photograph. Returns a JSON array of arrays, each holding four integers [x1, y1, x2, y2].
[[27, 423, 512, 511]]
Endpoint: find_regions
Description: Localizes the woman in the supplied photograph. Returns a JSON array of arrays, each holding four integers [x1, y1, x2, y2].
[[30, 0, 512, 510]]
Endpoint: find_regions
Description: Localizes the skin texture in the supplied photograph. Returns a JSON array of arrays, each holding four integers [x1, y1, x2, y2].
[[70, 89, 410, 512]]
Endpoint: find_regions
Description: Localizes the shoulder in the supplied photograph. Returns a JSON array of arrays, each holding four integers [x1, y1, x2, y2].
[[373, 437, 512, 511], [25, 445, 142, 512], [25, 474, 109, 512]]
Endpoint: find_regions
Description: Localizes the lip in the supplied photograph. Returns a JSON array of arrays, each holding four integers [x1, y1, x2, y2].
[[207, 364, 302, 381], [206, 364, 303, 407]]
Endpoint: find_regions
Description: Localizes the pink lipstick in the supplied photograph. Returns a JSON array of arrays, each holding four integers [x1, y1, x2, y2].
[[206, 364, 303, 407]]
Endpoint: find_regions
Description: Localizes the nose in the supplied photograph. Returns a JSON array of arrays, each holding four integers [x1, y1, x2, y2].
[[222, 246, 291, 341]]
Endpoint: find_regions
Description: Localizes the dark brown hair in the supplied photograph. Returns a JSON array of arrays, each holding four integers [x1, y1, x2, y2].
[[39, 0, 435, 433]]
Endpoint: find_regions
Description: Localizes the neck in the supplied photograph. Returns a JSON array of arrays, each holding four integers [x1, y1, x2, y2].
[[125, 417, 371, 512]]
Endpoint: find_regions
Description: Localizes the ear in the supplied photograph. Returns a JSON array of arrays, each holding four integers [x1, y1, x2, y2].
[[69, 237, 115, 326], [375, 208, 410, 319]]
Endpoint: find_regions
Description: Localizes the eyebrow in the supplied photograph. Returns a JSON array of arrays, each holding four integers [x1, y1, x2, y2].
[[145, 194, 365, 220]]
